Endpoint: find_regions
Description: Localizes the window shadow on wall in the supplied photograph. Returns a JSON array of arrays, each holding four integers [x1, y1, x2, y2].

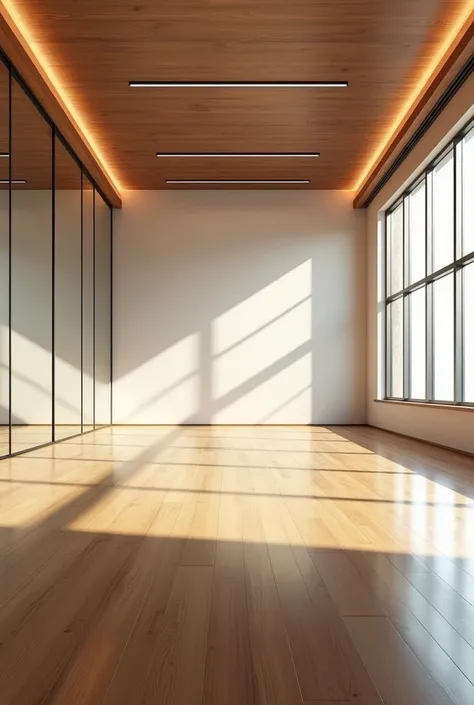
[[113, 190, 366, 426]]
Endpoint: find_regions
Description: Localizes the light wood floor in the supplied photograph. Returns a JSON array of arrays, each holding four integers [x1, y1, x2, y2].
[[0, 424, 474, 705], [0, 425, 102, 456]]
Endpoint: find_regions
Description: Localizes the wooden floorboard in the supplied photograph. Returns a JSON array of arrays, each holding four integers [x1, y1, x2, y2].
[[0, 425, 472, 704]]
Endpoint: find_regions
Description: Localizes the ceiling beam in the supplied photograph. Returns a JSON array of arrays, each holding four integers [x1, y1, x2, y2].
[[0, 3, 122, 207], [353, 9, 474, 209]]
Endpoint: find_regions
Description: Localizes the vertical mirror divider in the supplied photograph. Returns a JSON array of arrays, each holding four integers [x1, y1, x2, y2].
[[110, 204, 113, 425], [7, 61, 11, 456], [80, 168, 84, 434], [92, 186, 96, 430], [51, 126, 56, 442]]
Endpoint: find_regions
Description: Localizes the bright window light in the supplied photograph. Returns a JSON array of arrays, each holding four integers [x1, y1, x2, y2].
[[383, 115, 474, 406]]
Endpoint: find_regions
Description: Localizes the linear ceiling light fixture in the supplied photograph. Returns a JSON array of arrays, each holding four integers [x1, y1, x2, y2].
[[166, 179, 310, 185], [157, 152, 320, 158], [352, 1, 474, 192], [0, 179, 27, 184], [130, 81, 348, 88], [2, 1, 123, 195]]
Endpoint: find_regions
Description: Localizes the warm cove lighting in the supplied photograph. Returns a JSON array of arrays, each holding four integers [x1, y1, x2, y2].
[[353, 1, 474, 193], [1, 0, 123, 195], [130, 81, 348, 88], [157, 153, 320, 158], [166, 179, 310, 185]]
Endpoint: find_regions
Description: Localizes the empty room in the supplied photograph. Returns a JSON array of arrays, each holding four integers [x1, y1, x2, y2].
[[0, 1, 473, 703]]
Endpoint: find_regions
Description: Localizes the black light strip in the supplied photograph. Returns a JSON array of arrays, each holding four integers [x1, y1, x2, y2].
[[130, 80, 348, 88], [166, 179, 310, 185], [157, 152, 320, 158]]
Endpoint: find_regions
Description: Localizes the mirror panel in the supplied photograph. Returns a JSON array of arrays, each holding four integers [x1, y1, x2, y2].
[[94, 191, 111, 427], [0, 59, 9, 456], [11, 76, 53, 453], [83, 176, 94, 432], [0, 59, 112, 458], [55, 137, 82, 440]]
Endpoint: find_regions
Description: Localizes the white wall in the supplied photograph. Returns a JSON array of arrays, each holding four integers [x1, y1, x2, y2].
[[113, 190, 366, 425], [367, 71, 474, 454]]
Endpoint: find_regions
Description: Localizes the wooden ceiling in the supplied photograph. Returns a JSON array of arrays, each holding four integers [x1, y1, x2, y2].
[[0, 69, 92, 190], [1, 0, 472, 192]]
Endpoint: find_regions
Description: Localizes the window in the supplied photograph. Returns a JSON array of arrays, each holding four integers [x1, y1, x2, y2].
[[464, 264, 474, 402], [388, 298, 403, 398], [388, 204, 404, 295], [433, 274, 454, 402], [432, 151, 454, 272], [384, 120, 474, 406], [463, 129, 474, 256], [408, 288, 426, 399], [407, 182, 426, 285]]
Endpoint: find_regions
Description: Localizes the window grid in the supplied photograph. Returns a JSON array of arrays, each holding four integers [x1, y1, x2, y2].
[[385, 118, 474, 407]]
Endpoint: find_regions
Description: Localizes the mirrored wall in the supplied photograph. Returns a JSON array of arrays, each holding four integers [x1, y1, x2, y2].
[[0, 52, 112, 457]]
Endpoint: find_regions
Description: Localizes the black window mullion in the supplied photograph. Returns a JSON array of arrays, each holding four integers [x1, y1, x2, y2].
[[426, 170, 434, 401], [455, 139, 464, 402], [51, 126, 56, 442]]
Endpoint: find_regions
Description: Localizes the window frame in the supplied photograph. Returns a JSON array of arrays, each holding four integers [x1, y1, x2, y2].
[[384, 117, 474, 408]]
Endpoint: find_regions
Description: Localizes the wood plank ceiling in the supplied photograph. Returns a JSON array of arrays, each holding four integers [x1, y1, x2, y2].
[[1, 0, 471, 191]]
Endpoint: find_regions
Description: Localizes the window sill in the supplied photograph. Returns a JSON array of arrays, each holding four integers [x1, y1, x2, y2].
[[374, 399, 474, 412]]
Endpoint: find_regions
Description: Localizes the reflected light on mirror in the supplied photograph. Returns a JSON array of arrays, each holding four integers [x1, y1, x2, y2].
[[352, 1, 474, 193], [1, 1, 124, 195]]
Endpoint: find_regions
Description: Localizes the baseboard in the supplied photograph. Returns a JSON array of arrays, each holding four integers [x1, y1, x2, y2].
[[368, 423, 474, 459], [110, 422, 368, 427]]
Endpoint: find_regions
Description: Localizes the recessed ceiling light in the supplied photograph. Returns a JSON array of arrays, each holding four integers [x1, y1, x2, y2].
[[157, 152, 320, 158], [130, 81, 348, 88], [0, 179, 27, 184], [165, 179, 310, 185]]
